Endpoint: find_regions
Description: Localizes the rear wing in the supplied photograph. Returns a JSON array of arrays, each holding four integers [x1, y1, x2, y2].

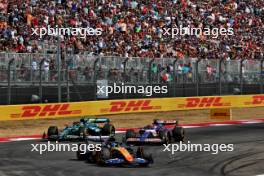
[[153, 119, 178, 125]]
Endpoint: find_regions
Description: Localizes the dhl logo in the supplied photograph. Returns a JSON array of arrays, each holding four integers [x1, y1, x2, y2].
[[212, 113, 229, 116], [178, 97, 231, 108], [11, 104, 82, 118], [101, 100, 161, 113], [244, 95, 264, 105]]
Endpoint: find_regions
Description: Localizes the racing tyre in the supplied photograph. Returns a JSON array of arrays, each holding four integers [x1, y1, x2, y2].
[[125, 130, 136, 145], [159, 131, 170, 144], [153, 119, 160, 124], [78, 127, 86, 141], [95, 148, 111, 165], [87, 151, 97, 163], [173, 127, 185, 142], [102, 124, 115, 136], [47, 126, 58, 139], [136, 146, 154, 167], [76, 144, 86, 160], [125, 130, 136, 139]]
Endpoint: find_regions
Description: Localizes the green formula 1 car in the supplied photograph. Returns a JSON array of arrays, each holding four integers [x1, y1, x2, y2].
[[45, 117, 115, 141]]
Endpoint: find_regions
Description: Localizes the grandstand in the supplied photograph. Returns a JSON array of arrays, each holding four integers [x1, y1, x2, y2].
[[0, 0, 263, 57], [0, 0, 263, 104]]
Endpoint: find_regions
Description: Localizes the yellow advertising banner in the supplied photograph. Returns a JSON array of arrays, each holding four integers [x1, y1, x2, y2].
[[209, 108, 232, 120], [0, 94, 263, 121]]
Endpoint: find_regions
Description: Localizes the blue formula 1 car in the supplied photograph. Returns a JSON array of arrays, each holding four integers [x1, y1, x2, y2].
[[125, 119, 185, 145], [45, 117, 115, 141], [77, 137, 153, 167]]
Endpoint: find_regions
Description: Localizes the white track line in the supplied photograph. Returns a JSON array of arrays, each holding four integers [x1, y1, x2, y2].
[[182, 126, 201, 128], [241, 120, 263, 124], [10, 138, 40, 141], [209, 124, 233, 127]]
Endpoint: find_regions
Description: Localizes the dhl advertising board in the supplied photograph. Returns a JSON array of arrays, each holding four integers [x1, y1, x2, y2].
[[0, 94, 263, 121]]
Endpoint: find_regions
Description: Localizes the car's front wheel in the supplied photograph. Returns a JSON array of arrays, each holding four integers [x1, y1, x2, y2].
[[47, 126, 59, 140], [159, 131, 170, 144], [95, 148, 111, 165], [136, 146, 154, 166], [76, 143, 86, 160]]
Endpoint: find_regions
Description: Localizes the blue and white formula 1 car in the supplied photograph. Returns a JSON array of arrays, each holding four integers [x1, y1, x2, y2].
[[125, 119, 185, 145]]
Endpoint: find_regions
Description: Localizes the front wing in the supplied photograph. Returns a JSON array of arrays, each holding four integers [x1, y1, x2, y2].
[[104, 158, 150, 166], [126, 137, 163, 144], [46, 134, 111, 142], [46, 135, 84, 141], [86, 136, 111, 142]]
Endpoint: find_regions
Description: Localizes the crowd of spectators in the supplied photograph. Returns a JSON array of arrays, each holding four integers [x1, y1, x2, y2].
[[0, 0, 263, 61], [0, 0, 263, 85]]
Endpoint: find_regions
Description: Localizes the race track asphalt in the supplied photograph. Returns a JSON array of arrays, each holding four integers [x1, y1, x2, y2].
[[0, 123, 263, 176]]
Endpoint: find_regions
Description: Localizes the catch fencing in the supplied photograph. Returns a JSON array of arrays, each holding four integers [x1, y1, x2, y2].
[[0, 53, 263, 104]]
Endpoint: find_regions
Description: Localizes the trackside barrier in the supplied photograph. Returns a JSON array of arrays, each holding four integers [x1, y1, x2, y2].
[[0, 94, 263, 121]]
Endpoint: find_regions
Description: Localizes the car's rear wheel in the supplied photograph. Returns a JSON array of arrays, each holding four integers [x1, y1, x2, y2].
[[102, 124, 115, 136], [125, 130, 136, 144], [173, 127, 185, 142], [126, 130, 136, 139], [153, 119, 160, 124]]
